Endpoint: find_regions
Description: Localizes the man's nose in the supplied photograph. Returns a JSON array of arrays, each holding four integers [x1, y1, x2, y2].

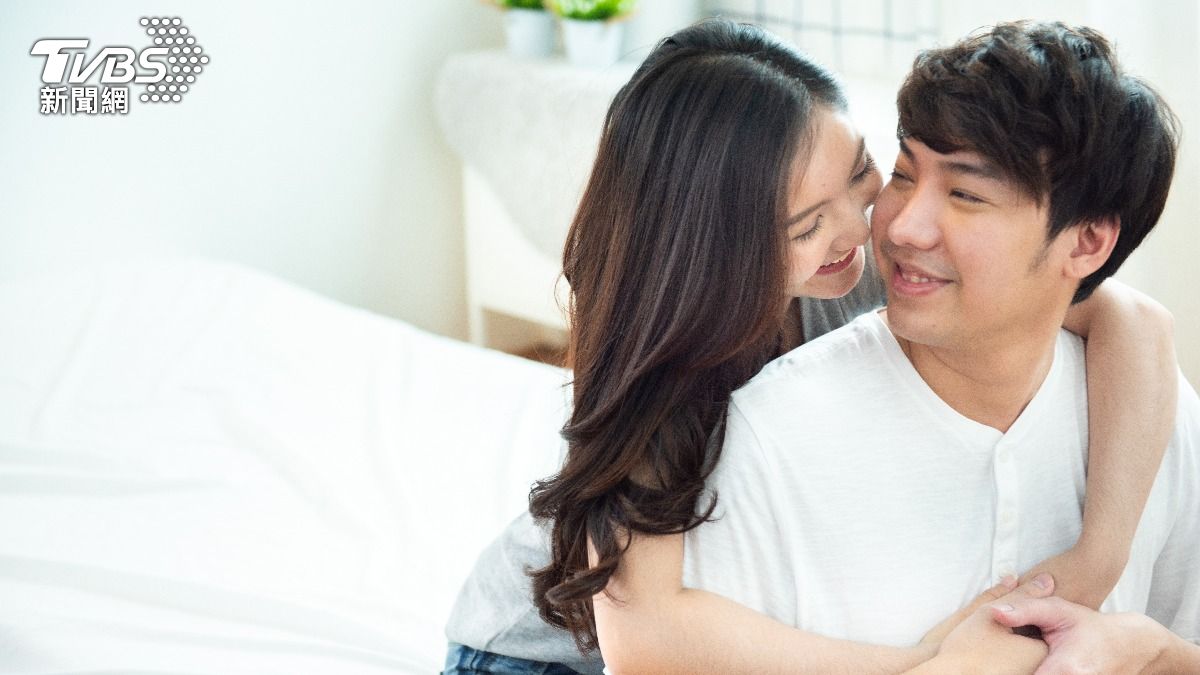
[[886, 188, 941, 250]]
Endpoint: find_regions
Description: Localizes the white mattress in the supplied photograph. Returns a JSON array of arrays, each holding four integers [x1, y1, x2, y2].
[[0, 259, 570, 673]]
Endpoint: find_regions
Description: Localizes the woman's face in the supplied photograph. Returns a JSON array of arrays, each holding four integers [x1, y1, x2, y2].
[[782, 107, 882, 299]]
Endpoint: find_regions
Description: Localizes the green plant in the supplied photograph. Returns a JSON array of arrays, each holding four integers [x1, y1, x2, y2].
[[497, 0, 546, 9], [547, 0, 636, 21]]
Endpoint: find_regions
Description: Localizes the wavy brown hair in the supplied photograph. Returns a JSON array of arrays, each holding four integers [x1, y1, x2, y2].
[[527, 19, 847, 652]]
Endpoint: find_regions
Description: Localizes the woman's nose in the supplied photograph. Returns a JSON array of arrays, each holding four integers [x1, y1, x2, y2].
[[831, 202, 870, 249]]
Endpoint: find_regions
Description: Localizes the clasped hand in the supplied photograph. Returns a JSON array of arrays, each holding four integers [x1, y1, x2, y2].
[[917, 574, 1175, 675]]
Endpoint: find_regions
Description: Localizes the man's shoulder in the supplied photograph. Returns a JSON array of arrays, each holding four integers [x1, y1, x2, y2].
[[734, 311, 894, 407], [1169, 372, 1200, 452]]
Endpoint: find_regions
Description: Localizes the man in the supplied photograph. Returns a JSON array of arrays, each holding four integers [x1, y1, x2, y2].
[[683, 20, 1199, 670]]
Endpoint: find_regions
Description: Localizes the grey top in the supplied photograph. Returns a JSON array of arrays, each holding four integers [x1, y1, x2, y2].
[[444, 257, 888, 672]]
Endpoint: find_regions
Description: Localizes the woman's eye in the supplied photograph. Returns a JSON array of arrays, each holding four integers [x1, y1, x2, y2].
[[792, 218, 823, 242], [851, 154, 877, 184], [889, 169, 910, 182]]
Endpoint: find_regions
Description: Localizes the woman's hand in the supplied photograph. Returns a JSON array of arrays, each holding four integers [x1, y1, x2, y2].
[[989, 596, 1193, 674], [920, 575, 1019, 646], [906, 575, 1055, 675]]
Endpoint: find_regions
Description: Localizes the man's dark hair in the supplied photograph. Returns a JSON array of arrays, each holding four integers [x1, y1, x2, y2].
[[897, 21, 1179, 302]]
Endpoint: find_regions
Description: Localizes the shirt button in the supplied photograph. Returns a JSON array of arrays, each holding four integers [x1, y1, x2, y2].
[[1000, 510, 1015, 527], [997, 446, 1010, 462]]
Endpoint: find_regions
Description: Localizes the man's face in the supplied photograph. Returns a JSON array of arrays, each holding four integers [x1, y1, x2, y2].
[[870, 138, 1074, 351]]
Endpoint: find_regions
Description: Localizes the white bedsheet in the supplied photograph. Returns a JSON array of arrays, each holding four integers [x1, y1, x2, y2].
[[0, 259, 570, 674]]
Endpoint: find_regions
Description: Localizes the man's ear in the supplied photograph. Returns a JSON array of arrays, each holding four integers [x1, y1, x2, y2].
[[1064, 216, 1120, 280]]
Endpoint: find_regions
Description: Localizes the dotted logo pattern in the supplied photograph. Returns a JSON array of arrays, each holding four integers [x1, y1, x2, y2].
[[137, 17, 208, 103]]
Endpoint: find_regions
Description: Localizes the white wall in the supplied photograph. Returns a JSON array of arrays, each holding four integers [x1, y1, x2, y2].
[[3, 1, 1196, 380], [0, 0, 505, 340]]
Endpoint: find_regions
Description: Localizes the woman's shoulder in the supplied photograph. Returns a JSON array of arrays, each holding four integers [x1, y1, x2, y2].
[[445, 511, 604, 671]]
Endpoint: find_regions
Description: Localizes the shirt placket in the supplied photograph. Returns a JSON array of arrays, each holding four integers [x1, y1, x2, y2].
[[991, 438, 1021, 582]]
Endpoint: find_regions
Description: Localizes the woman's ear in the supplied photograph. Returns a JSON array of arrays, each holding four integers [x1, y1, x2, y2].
[[1064, 216, 1120, 280]]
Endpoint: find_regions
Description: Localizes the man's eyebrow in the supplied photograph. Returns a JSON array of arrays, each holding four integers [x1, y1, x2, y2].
[[898, 138, 1004, 181], [942, 158, 1004, 181]]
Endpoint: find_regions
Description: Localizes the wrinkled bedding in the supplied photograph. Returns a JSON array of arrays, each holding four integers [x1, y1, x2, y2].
[[0, 259, 569, 673]]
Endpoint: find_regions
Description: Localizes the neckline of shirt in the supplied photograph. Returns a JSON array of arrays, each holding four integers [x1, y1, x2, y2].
[[863, 310, 1068, 450]]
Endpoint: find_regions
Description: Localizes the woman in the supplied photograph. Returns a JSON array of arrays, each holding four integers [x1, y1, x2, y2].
[[444, 19, 1177, 674]]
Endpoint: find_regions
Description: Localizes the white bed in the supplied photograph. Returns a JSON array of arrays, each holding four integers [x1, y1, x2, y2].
[[0, 259, 570, 673]]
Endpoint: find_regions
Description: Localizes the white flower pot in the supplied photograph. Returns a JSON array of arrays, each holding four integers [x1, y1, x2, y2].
[[504, 8, 556, 58], [562, 18, 624, 68]]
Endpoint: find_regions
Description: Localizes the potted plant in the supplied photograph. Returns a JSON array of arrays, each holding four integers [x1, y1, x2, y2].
[[547, 0, 637, 67], [494, 0, 556, 58]]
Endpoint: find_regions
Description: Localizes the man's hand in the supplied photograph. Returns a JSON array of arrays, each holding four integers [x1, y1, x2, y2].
[[990, 596, 1173, 674]]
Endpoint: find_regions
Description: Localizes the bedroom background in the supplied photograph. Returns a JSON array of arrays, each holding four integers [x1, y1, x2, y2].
[[1, 0, 1197, 383], [1, 1, 1197, 673]]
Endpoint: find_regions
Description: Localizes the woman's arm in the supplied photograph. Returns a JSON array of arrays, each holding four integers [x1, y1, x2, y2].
[[1035, 278, 1177, 608], [902, 576, 1055, 675], [594, 531, 1021, 675]]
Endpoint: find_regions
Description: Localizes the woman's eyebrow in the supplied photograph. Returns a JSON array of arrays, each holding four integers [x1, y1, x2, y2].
[[785, 198, 830, 227]]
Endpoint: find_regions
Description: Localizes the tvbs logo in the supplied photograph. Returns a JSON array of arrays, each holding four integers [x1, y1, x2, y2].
[[31, 17, 207, 114], [31, 40, 169, 85]]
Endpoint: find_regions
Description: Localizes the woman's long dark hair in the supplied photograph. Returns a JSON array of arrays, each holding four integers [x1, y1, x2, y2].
[[528, 19, 847, 651]]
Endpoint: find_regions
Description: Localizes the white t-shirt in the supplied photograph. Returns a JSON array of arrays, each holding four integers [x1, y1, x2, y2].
[[683, 311, 1200, 645]]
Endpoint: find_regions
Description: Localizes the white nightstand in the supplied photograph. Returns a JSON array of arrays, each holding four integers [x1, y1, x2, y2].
[[436, 51, 636, 355]]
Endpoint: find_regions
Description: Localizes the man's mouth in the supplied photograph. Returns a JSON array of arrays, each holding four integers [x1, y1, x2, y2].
[[900, 269, 936, 283], [891, 262, 952, 295]]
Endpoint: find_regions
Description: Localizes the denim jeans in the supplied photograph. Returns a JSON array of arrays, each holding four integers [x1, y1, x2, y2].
[[443, 642, 583, 675]]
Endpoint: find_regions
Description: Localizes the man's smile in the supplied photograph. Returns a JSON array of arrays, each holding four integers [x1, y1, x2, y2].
[[890, 261, 952, 296]]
